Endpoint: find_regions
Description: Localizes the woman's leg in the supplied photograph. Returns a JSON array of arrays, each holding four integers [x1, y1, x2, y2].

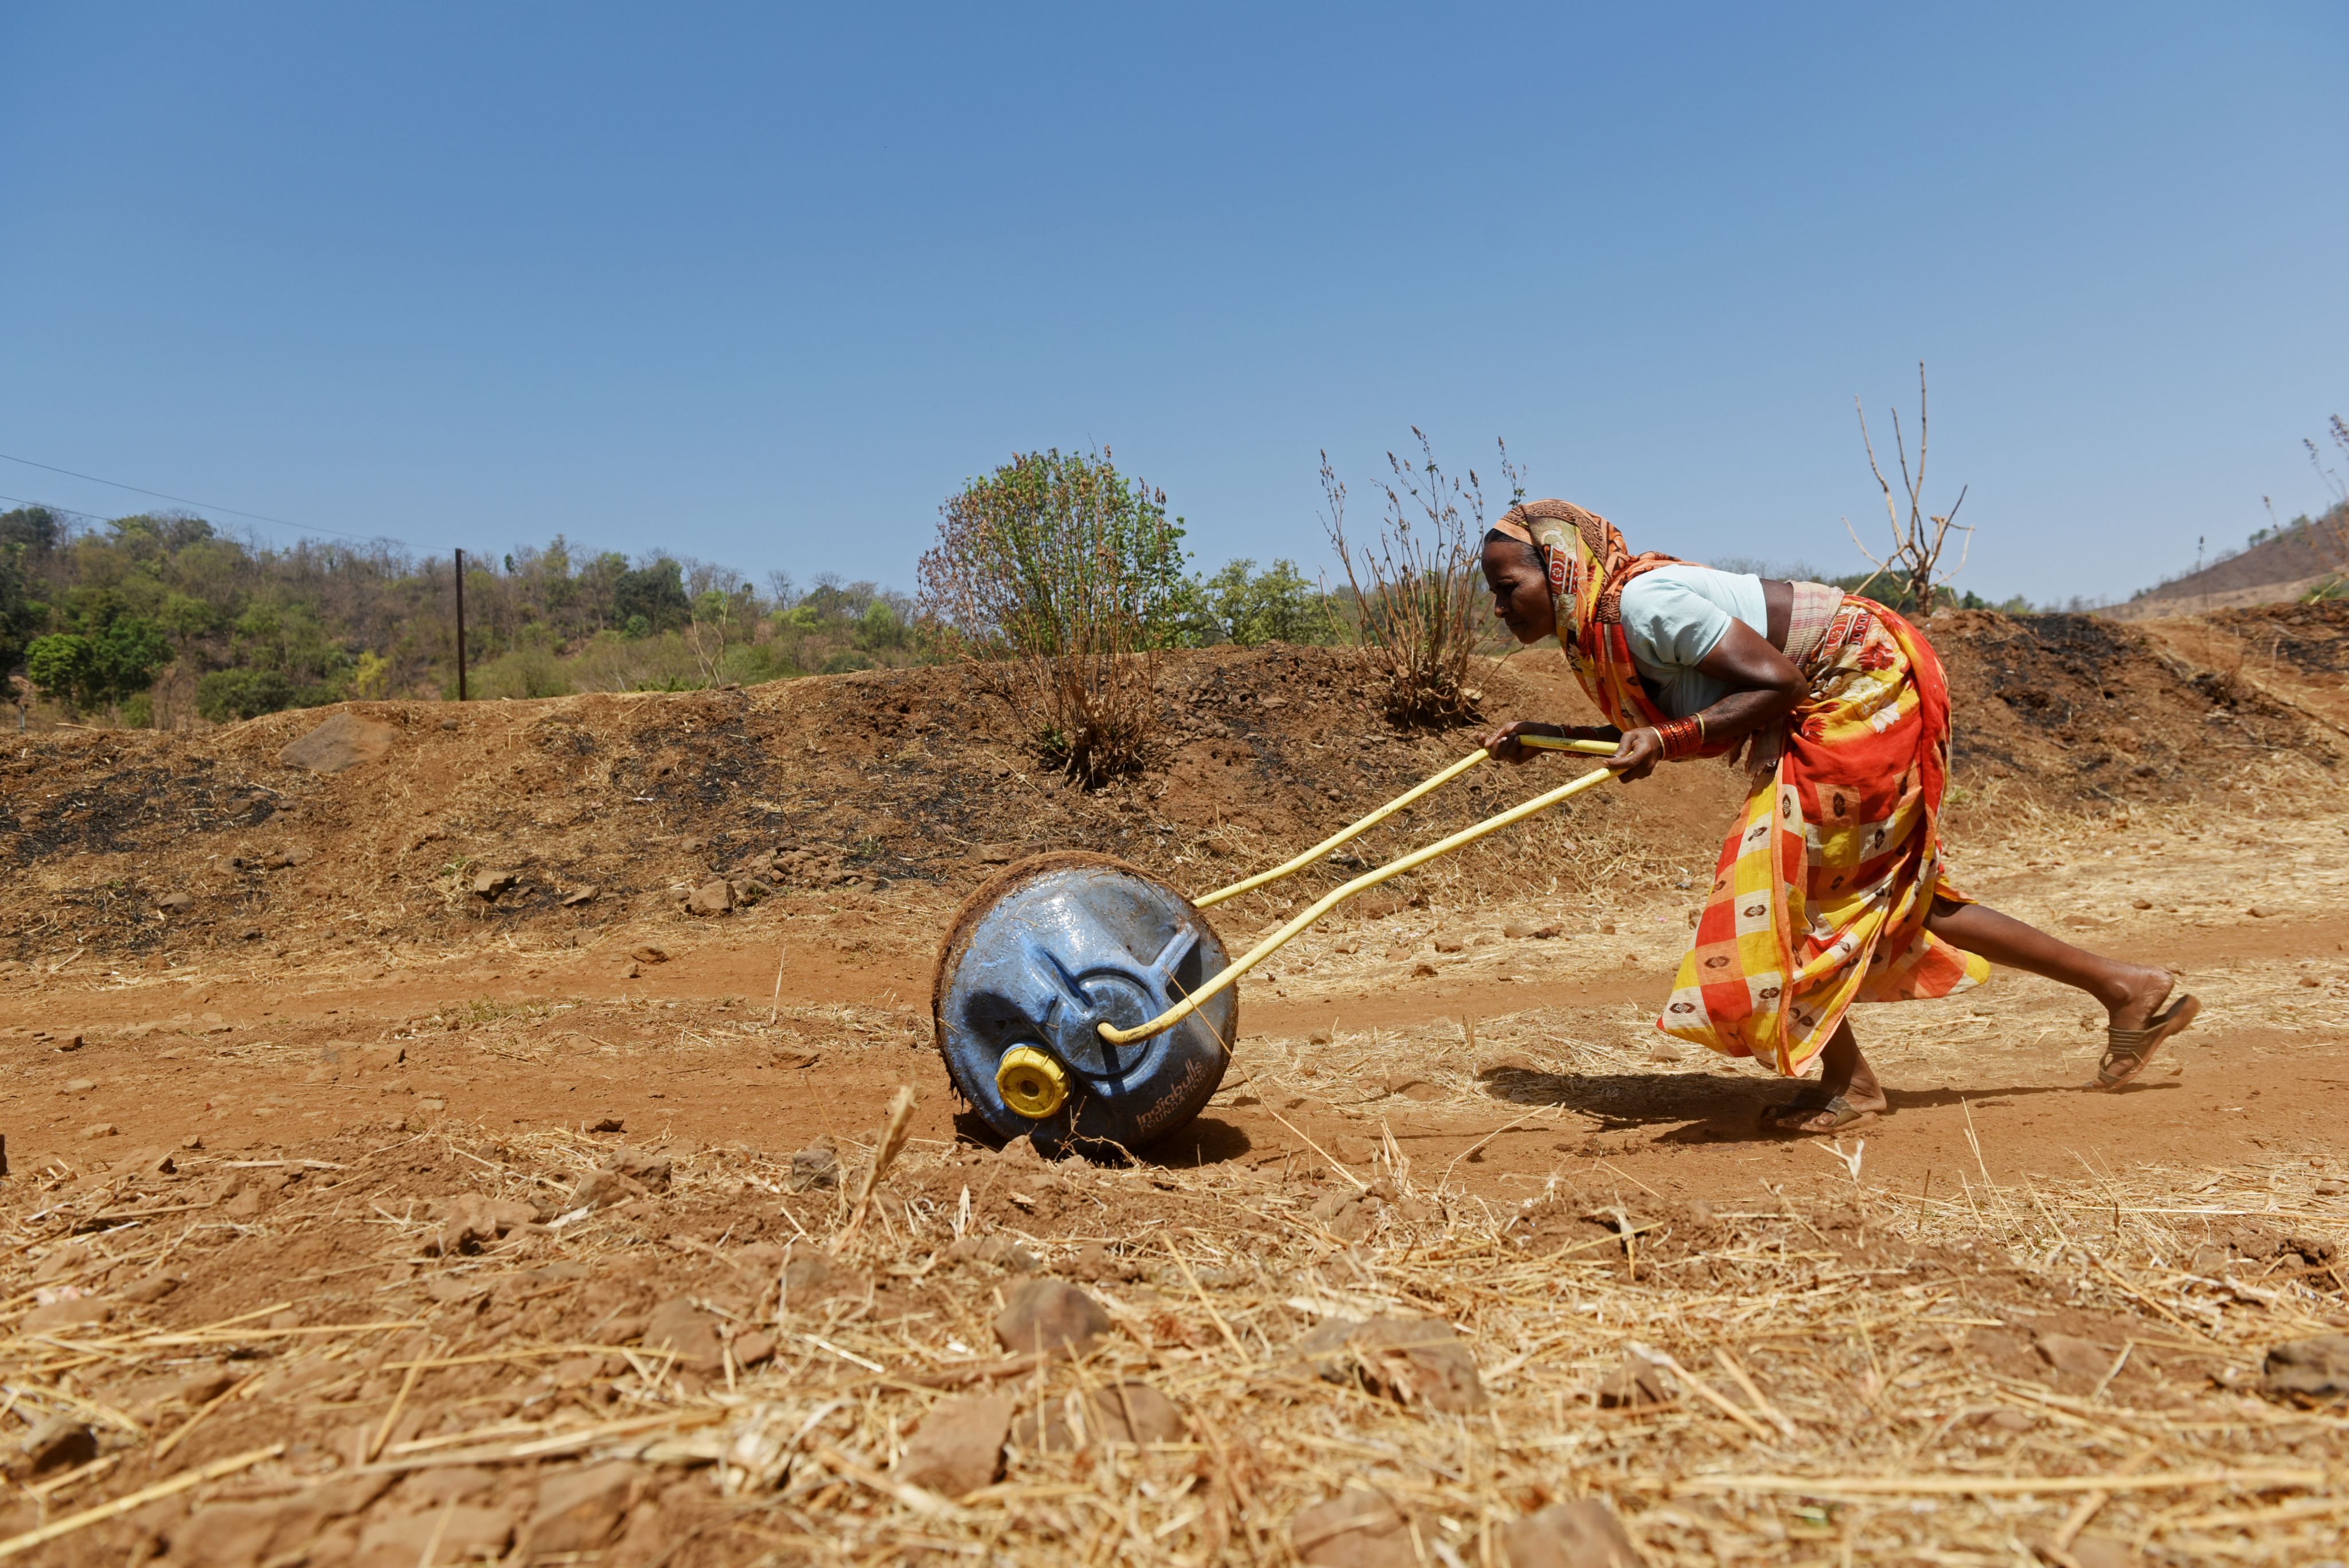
[[1762, 1017, 1884, 1133], [1924, 898, 2174, 1028]]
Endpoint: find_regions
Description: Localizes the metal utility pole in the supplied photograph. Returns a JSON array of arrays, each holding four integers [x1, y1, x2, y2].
[[454, 548, 469, 701]]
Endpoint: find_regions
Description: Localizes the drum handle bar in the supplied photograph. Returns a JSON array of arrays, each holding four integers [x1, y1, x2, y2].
[[1099, 748, 1620, 1047], [1193, 735, 1620, 908]]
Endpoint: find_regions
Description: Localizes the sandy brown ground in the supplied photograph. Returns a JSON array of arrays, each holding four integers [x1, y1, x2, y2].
[[5, 618, 2349, 1566]]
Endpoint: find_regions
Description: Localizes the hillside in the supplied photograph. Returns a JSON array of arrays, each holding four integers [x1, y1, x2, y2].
[[2113, 501, 2348, 618]]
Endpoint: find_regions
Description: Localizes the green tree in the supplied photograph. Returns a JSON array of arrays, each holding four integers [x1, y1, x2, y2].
[[25, 614, 170, 716], [615, 559, 690, 633], [1199, 558, 1335, 646]]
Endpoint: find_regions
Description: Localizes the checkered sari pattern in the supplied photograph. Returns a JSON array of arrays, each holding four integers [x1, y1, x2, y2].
[[1496, 500, 1988, 1078], [1659, 599, 1987, 1074]]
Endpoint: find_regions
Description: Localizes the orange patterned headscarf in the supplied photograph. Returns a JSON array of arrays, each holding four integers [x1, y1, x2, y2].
[[1493, 499, 1683, 735]]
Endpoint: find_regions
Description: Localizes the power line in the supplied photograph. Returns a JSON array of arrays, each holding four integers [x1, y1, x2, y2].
[[0, 492, 119, 526], [0, 450, 424, 549]]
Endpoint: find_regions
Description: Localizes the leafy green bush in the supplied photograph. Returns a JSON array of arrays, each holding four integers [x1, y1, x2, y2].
[[469, 643, 575, 700], [918, 449, 1195, 657], [194, 667, 296, 723], [1198, 558, 1340, 646], [25, 613, 170, 717], [918, 448, 1190, 783]]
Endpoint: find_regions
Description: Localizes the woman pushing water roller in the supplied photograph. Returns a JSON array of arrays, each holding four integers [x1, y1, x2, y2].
[[1476, 500, 2197, 1134]]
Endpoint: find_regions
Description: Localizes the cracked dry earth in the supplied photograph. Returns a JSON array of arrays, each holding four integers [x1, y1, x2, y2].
[[6, 677, 2349, 1562]]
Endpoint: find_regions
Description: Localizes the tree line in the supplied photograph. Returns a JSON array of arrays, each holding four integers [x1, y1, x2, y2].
[[0, 495, 1347, 728]]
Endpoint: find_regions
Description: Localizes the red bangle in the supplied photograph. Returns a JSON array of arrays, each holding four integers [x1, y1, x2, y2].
[[1654, 716, 1705, 759]]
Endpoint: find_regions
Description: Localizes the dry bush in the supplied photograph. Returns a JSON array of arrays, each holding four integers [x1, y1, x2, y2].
[[1846, 362, 1973, 613], [918, 449, 1192, 786], [1322, 431, 1515, 727]]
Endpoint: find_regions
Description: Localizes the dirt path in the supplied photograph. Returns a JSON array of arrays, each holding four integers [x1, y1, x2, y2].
[[12, 790, 2343, 1206]]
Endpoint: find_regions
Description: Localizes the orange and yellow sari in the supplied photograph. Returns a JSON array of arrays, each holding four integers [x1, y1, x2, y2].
[[1502, 500, 1988, 1076]]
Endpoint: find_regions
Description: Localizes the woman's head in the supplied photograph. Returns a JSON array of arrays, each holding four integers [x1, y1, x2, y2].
[[1482, 528, 1554, 645]]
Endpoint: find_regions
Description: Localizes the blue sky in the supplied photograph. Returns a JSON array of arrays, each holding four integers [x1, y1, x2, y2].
[[2, 4, 2343, 605]]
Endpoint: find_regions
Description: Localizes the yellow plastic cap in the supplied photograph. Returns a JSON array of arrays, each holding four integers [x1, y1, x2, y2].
[[996, 1046, 1070, 1120]]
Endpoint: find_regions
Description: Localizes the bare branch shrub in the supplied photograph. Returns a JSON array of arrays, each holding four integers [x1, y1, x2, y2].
[[917, 448, 1191, 786], [1321, 431, 1517, 727], [1845, 362, 1972, 614]]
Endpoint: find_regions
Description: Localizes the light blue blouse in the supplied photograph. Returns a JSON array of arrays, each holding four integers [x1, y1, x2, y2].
[[1614, 564, 1768, 718]]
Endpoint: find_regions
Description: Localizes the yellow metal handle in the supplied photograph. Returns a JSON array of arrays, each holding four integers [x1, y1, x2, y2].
[[1193, 735, 1619, 908], [1102, 760, 1619, 1047]]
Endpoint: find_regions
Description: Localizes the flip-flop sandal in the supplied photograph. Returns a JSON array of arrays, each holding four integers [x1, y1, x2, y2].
[[2092, 992, 2200, 1091], [1758, 1093, 1878, 1136]]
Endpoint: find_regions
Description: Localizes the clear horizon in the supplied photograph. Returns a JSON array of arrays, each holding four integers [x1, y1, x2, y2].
[[3, 3, 2343, 606]]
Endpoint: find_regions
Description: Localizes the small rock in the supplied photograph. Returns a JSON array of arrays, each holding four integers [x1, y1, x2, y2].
[[1064, 1241, 1141, 1284], [945, 1234, 1039, 1273], [1499, 1500, 1645, 1567], [1290, 1488, 1417, 1568], [155, 891, 194, 914], [2261, 1333, 2349, 1402], [584, 1118, 627, 1137], [1433, 934, 1465, 953], [1087, 1381, 1186, 1444], [427, 1194, 539, 1255], [782, 1250, 860, 1303], [1647, 1043, 1681, 1063], [631, 945, 670, 964], [20, 1414, 97, 1476], [521, 1461, 646, 1555], [1504, 922, 1563, 939], [975, 843, 1020, 864], [118, 1274, 181, 1304], [2035, 1332, 2118, 1380], [2131, 898, 2153, 910], [994, 1278, 1111, 1357], [471, 868, 519, 899], [79, 1122, 120, 1141], [1412, 961, 1437, 978], [618, 961, 640, 979], [64, 1078, 97, 1093], [22, 1295, 112, 1333], [685, 879, 733, 916], [1307, 1191, 1374, 1242], [787, 1138, 840, 1192], [561, 887, 599, 907], [1596, 1352, 1671, 1408], [896, 1392, 1013, 1497], [1290, 1316, 1488, 1412], [1621, 952, 1638, 967], [641, 1297, 724, 1371], [2248, 906, 2269, 918], [1595, 919, 1617, 934], [279, 712, 398, 774]]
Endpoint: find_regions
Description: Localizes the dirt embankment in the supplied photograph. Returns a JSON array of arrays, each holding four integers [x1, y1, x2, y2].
[[7, 606, 2343, 969]]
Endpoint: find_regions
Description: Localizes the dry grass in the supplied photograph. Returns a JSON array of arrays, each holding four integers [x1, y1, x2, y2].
[[4, 1086, 2344, 1565]]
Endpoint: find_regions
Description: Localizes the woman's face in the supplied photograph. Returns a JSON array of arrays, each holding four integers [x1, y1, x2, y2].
[[1482, 539, 1556, 645]]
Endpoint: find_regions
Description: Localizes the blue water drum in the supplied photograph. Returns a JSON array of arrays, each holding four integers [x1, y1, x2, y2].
[[932, 854, 1236, 1150]]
